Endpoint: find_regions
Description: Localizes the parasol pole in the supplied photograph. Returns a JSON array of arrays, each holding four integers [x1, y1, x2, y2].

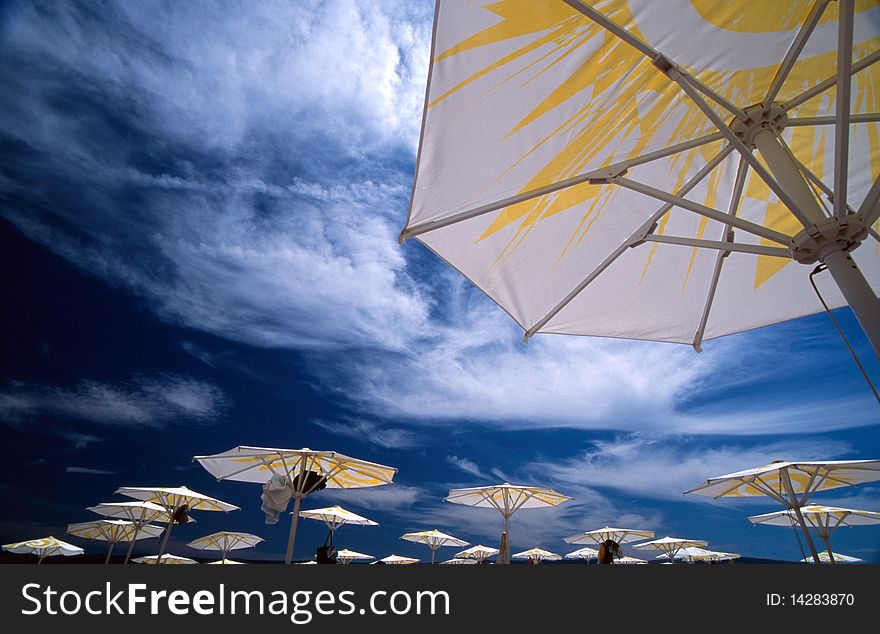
[[751, 126, 880, 359], [156, 504, 179, 564], [123, 522, 142, 565], [778, 468, 822, 564], [104, 539, 115, 565], [501, 513, 511, 565], [285, 496, 303, 564]]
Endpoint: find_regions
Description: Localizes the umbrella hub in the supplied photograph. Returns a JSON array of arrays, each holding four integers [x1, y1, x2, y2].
[[788, 215, 868, 264], [729, 103, 787, 148]]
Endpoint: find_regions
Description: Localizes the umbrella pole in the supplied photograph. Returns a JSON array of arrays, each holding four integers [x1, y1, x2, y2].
[[431, 547, 436, 565], [820, 535, 836, 564], [751, 127, 880, 359], [501, 514, 510, 565], [123, 524, 142, 565], [156, 507, 178, 565], [222, 549, 227, 564], [778, 469, 821, 564], [104, 540, 115, 565], [285, 495, 303, 565]]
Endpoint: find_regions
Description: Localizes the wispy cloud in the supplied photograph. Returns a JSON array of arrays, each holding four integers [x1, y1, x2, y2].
[[1, 0, 875, 443], [527, 434, 857, 502], [312, 417, 422, 450], [0, 375, 226, 427], [65, 466, 115, 475], [446, 456, 491, 480], [320, 484, 422, 511]]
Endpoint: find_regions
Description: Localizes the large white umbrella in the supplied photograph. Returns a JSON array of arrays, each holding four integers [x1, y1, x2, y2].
[[441, 557, 478, 565], [187, 531, 264, 564], [685, 459, 880, 563], [134, 554, 198, 565], [400, 529, 469, 564], [656, 546, 740, 564], [512, 547, 561, 563], [633, 536, 709, 563], [116, 485, 238, 563], [67, 520, 164, 564], [565, 546, 599, 562], [193, 446, 396, 564], [336, 549, 374, 565], [445, 483, 572, 564], [802, 551, 863, 564], [611, 556, 648, 565], [2, 536, 83, 564], [454, 544, 499, 564], [208, 559, 247, 565], [748, 503, 880, 563], [400, 1, 880, 359], [87, 500, 193, 564], [299, 506, 378, 549], [373, 554, 420, 565], [564, 526, 656, 564]]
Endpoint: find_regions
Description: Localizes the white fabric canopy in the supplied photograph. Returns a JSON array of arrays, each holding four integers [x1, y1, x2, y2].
[[402, 0, 880, 349]]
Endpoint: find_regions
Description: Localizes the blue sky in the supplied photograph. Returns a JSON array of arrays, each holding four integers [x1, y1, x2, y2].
[[1, 0, 878, 564]]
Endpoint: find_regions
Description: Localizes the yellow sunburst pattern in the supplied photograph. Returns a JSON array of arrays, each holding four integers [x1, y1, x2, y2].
[[425, 0, 879, 289]]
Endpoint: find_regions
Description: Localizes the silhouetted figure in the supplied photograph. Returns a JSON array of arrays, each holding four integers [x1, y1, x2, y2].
[[597, 539, 621, 564]]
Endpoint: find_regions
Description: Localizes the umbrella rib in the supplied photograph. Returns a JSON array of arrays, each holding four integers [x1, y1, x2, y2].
[[524, 145, 732, 341], [693, 153, 749, 351], [610, 177, 792, 245], [561, 0, 744, 118], [665, 68, 813, 227], [788, 113, 880, 126], [641, 235, 789, 258], [857, 173, 880, 226], [763, 0, 830, 108], [399, 133, 722, 241], [784, 49, 880, 112], [833, 0, 855, 218]]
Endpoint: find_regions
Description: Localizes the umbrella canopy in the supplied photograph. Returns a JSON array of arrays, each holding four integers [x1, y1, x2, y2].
[[454, 544, 499, 563], [187, 531, 264, 564], [116, 486, 238, 563], [748, 503, 880, 563], [802, 551, 863, 564], [401, 529, 469, 564], [67, 520, 164, 564], [193, 446, 396, 564], [686, 459, 880, 563], [564, 526, 656, 545], [336, 549, 374, 564], [300, 506, 378, 532], [373, 554, 420, 565], [512, 547, 561, 563], [400, 0, 880, 357], [445, 483, 571, 564], [134, 554, 198, 565], [611, 556, 648, 565], [657, 546, 740, 563], [441, 557, 478, 564], [2, 536, 83, 563], [208, 559, 246, 564], [565, 546, 599, 562], [633, 536, 709, 562], [87, 500, 195, 564]]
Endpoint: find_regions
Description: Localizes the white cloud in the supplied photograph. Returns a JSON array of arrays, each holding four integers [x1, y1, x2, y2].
[[312, 417, 422, 450], [0, 375, 226, 427], [319, 484, 422, 511], [528, 435, 858, 502], [65, 466, 115, 475], [446, 456, 491, 480]]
